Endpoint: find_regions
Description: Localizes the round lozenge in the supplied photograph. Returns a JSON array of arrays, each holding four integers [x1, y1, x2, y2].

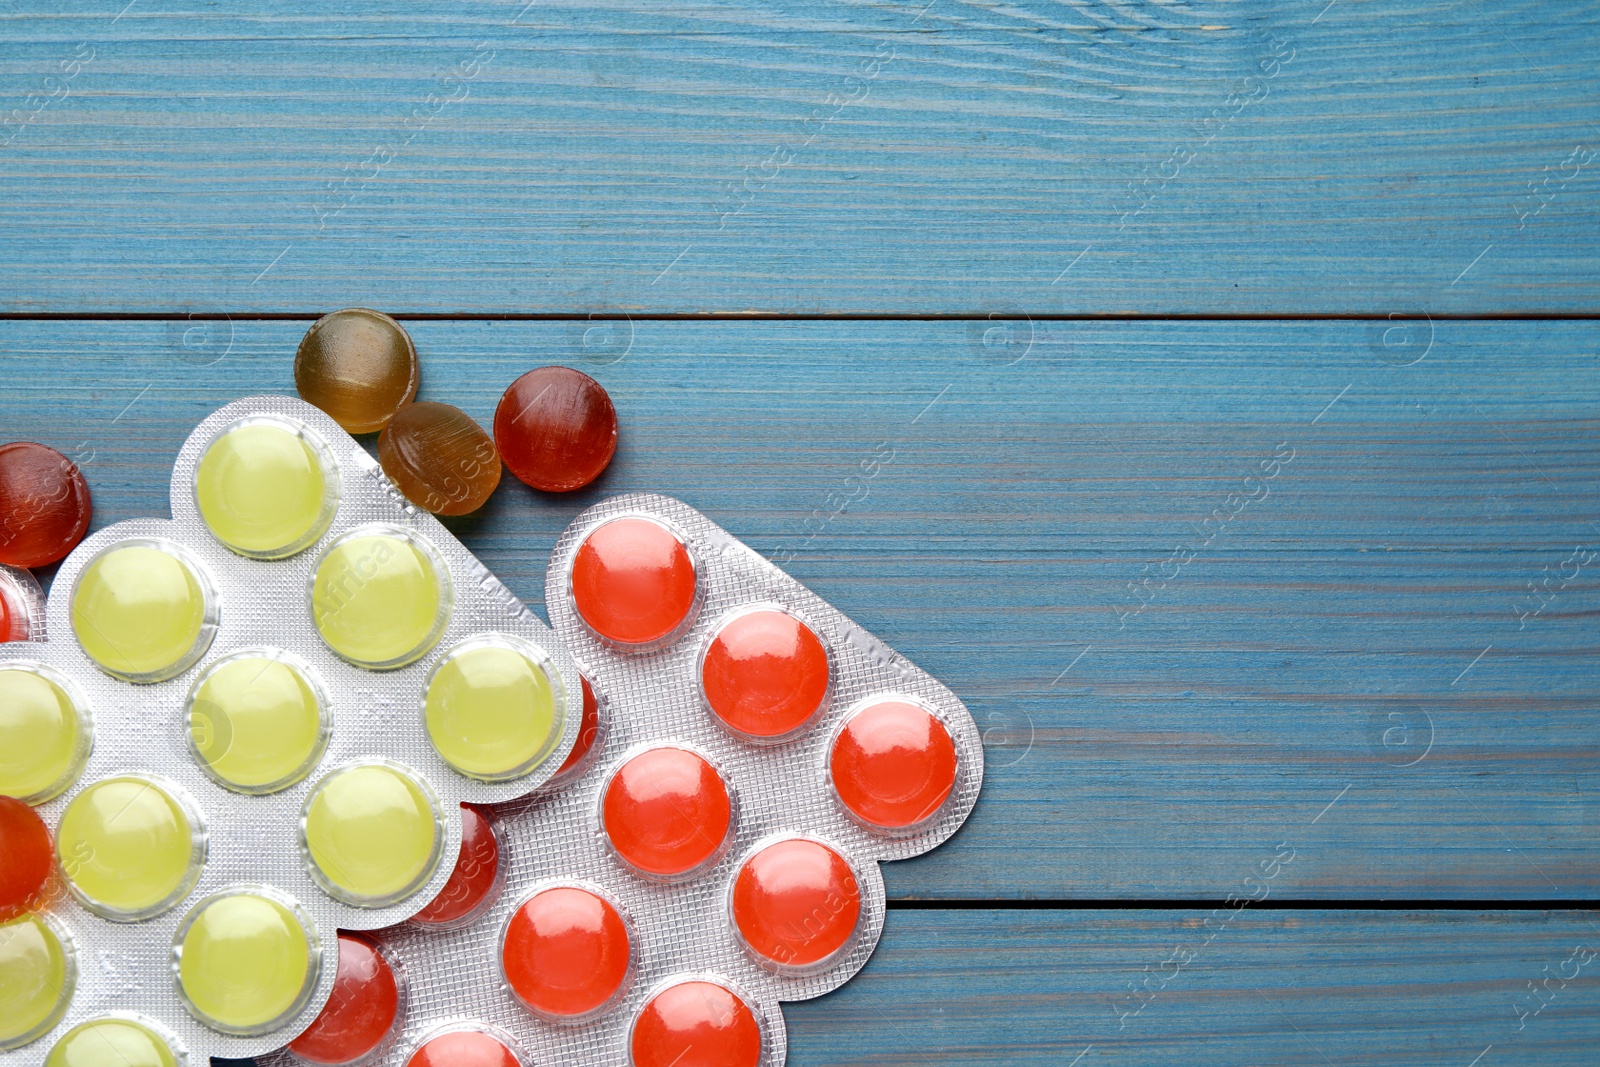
[[0, 797, 53, 920], [0, 441, 91, 569], [378, 401, 502, 516], [295, 309, 420, 435], [287, 933, 400, 1066], [631, 980, 763, 1067], [829, 699, 958, 831], [601, 746, 732, 879], [71, 542, 215, 683], [411, 804, 503, 928], [311, 530, 449, 669], [701, 608, 830, 741], [175, 890, 317, 1036], [195, 419, 336, 558], [302, 762, 443, 907], [0, 914, 73, 1050], [0, 665, 89, 803], [570, 516, 697, 648], [423, 638, 560, 782], [501, 885, 632, 1019], [56, 776, 202, 920], [731, 837, 860, 972], [494, 366, 617, 492], [44, 1017, 178, 1067], [407, 1029, 522, 1067], [187, 652, 327, 794]]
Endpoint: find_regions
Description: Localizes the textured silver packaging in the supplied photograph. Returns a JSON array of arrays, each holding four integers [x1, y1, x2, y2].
[[0, 562, 46, 641], [352, 493, 984, 1066], [0, 396, 582, 1065]]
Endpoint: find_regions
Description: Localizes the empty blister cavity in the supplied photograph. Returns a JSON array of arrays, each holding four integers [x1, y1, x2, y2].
[[600, 744, 733, 881], [629, 977, 767, 1067], [0, 913, 75, 1051], [43, 1015, 183, 1067], [71, 540, 217, 683], [311, 527, 451, 670], [173, 887, 319, 1037], [195, 416, 340, 560], [423, 636, 564, 783], [699, 605, 830, 743], [729, 836, 862, 975], [287, 932, 403, 1067], [0, 662, 91, 804], [500, 883, 635, 1022], [301, 761, 445, 909], [56, 775, 206, 922], [186, 649, 330, 795], [827, 696, 959, 834], [568, 516, 700, 650]]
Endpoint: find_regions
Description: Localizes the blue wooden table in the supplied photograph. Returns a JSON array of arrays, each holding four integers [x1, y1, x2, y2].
[[4, 2, 1599, 1063]]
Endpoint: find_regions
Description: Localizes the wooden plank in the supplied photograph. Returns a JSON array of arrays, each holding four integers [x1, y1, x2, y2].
[[3, 318, 1597, 897], [784, 909, 1600, 1066], [1, 0, 1597, 313]]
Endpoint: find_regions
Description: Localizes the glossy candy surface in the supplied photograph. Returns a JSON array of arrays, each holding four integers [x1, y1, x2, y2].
[[502, 886, 631, 1018], [570, 517, 696, 647], [423, 641, 558, 781], [43, 1018, 178, 1067], [406, 1030, 521, 1067], [602, 746, 731, 878], [701, 609, 829, 740], [630, 980, 763, 1067], [493, 366, 617, 492], [176, 891, 315, 1035], [311, 532, 447, 669], [302, 762, 442, 907], [410, 804, 502, 928], [286, 933, 399, 1066], [188, 653, 326, 794], [0, 797, 52, 920], [378, 401, 501, 516], [0, 914, 71, 1049], [71, 543, 212, 682], [550, 675, 602, 781], [0, 666, 87, 802], [731, 838, 860, 971], [294, 309, 419, 435], [195, 420, 335, 558], [0, 441, 91, 568], [829, 700, 958, 830], [56, 776, 200, 919]]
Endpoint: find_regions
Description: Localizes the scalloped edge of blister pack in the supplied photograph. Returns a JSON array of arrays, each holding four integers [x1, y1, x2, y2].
[[0, 396, 583, 1066]]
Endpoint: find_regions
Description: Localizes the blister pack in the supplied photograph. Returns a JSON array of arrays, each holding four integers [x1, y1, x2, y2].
[[0, 563, 45, 643], [288, 493, 985, 1067], [0, 397, 583, 1065]]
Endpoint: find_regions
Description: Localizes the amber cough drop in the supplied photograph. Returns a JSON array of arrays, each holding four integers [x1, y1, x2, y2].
[[378, 402, 501, 516], [295, 309, 420, 434]]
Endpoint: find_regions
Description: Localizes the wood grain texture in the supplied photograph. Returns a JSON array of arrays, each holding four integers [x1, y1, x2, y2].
[[1, 0, 1597, 313], [785, 910, 1600, 1066], [3, 318, 1595, 899]]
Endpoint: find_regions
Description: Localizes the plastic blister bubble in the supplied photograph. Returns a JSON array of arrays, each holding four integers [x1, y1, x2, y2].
[[0, 397, 583, 1065], [333, 493, 982, 1066]]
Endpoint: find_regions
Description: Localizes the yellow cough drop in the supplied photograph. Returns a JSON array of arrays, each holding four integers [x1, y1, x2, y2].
[[312, 533, 447, 668], [196, 421, 334, 558]]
